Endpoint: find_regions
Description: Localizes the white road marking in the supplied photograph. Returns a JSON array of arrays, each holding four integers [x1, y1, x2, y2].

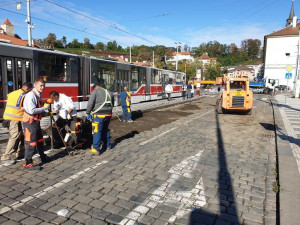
[[119, 149, 206, 224], [139, 108, 214, 146], [139, 127, 177, 146], [0, 160, 109, 215]]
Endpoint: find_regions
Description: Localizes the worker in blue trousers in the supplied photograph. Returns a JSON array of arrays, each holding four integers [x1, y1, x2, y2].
[[119, 86, 133, 123]]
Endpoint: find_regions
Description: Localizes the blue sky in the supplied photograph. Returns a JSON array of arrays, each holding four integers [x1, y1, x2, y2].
[[0, 0, 298, 48]]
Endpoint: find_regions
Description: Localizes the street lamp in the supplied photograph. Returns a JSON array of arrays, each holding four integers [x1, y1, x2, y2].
[[175, 42, 181, 71]]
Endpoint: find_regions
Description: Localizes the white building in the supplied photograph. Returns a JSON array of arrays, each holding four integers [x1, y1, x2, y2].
[[168, 51, 194, 63], [263, 0, 299, 91]]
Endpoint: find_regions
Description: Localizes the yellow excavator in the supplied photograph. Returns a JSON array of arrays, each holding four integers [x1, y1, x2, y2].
[[216, 75, 253, 114]]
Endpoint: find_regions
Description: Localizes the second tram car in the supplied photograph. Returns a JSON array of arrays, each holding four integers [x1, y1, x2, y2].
[[0, 42, 185, 117]]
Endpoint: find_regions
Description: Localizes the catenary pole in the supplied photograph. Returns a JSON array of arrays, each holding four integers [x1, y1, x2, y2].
[[26, 0, 32, 47], [294, 27, 300, 98]]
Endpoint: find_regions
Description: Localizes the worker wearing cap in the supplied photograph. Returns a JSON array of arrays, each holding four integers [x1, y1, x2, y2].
[[1, 82, 33, 166], [22, 78, 51, 170], [86, 83, 113, 154]]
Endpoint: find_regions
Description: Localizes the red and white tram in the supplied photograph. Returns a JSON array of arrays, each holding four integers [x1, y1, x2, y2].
[[0, 42, 186, 117]]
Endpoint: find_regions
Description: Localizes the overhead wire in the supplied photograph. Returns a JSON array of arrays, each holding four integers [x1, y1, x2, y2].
[[0, 7, 131, 46], [0, 0, 36, 7], [44, 0, 159, 45]]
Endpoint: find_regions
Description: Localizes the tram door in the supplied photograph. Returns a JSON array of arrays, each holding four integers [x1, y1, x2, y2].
[[116, 69, 130, 93], [0, 57, 32, 117]]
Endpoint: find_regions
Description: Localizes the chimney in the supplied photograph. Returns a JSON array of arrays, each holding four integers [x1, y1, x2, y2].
[[293, 16, 298, 27]]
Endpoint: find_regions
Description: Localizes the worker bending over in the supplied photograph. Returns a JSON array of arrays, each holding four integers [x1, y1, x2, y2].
[[22, 78, 50, 170], [86, 83, 113, 154], [1, 82, 33, 166], [49, 91, 82, 147], [119, 86, 133, 122]]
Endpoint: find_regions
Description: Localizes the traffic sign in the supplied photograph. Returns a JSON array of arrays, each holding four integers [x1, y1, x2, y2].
[[285, 73, 292, 79]]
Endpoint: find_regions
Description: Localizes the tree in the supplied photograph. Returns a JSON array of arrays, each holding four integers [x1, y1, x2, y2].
[[107, 41, 118, 51], [83, 38, 93, 49], [61, 36, 67, 48], [69, 39, 81, 48], [54, 40, 63, 48], [138, 46, 152, 61], [95, 42, 105, 50], [44, 33, 56, 48], [240, 39, 261, 59]]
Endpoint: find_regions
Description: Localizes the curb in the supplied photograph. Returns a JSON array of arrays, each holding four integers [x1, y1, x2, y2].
[[271, 98, 300, 225]]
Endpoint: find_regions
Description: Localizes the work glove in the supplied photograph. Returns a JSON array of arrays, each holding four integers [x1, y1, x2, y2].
[[46, 112, 53, 117], [86, 114, 92, 121], [43, 103, 50, 111], [67, 114, 72, 120]]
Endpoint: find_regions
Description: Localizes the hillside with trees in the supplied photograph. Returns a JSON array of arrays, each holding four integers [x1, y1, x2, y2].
[[38, 33, 262, 80]]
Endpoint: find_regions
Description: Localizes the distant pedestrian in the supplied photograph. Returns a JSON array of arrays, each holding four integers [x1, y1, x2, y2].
[[165, 83, 173, 101], [182, 83, 187, 100], [1, 82, 33, 166], [191, 84, 195, 98], [119, 86, 133, 122], [86, 83, 114, 154], [187, 83, 192, 98]]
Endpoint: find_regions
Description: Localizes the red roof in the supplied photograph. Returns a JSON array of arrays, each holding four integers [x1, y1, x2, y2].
[[171, 51, 192, 56], [266, 23, 300, 37], [2, 18, 13, 26], [199, 53, 210, 60], [0, 33, 28, 46]]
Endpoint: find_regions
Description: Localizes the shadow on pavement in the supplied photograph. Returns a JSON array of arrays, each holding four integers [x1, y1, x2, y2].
[[189, 113, 241, 224]]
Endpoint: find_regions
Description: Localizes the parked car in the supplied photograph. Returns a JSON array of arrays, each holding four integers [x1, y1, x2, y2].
[[275, 85, 288, 91]]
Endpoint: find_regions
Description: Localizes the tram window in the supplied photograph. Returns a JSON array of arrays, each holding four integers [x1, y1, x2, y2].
[[25, 61, 31, 82], [6, 59, 13, 93], [91, 60, 115, 92], [176, 73, 183, 84], [153, 70, 161, 84], [16, 60, 22, 89], [38, 53, 77, 82], [131, 67, 145, 91]]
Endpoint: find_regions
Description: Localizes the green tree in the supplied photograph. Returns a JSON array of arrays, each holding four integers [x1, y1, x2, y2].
[[107, 41, 118, 51], [95, 42, 105, 50], [69, 39, 81, 48], [54, 40, 63, 48]]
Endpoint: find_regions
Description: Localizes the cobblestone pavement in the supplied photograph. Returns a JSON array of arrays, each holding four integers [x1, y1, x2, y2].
[[274, 94, 300, 174], [0, 97, 277, 225]]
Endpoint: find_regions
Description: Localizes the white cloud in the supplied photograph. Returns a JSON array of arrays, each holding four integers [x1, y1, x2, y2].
[[183, 23, 270, 47]]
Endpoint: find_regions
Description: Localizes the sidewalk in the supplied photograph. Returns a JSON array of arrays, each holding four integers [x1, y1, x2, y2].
[[273, 94, 300, 225]]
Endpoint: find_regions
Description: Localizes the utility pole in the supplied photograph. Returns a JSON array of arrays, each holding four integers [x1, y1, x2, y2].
[[294, 27, 300, 98], [152, 51, 155, 67], [129, 46, 132, 63], [26, 0, 32, 47]]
